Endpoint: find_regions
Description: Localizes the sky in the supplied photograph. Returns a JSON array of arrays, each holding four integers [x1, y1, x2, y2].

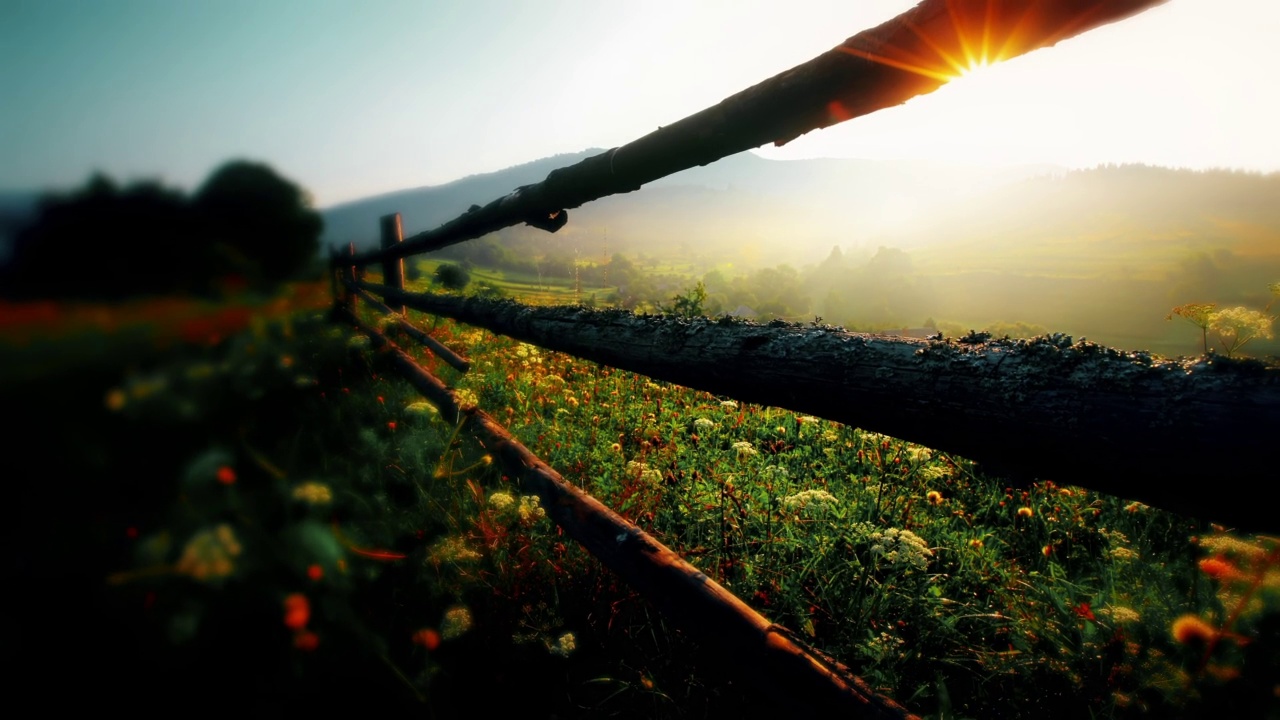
[[1, 0, 1277, 208]]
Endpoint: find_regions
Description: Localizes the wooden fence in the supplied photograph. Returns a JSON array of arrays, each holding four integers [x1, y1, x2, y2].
[[322, 1, 1280, 716]]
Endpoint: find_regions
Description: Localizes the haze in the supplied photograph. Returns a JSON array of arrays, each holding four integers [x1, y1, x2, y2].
[[2, 0, 1278, 206]]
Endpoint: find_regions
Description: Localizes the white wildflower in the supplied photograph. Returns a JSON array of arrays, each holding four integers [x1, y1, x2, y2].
[[176, 524, 242, 581], [428, 535, 482, 564], [731, 441, 758, 460], [693, 418, 716, 432], [625, 461, 663, 486], [719, 400, 739, 410], [489, 491, 516, 512]]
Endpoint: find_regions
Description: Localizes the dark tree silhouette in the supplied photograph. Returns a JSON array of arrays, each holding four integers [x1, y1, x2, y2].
[[1, 173, 197, 299], [192, 160, 323, 287]]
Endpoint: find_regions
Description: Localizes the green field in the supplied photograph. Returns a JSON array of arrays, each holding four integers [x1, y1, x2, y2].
[[6, 282, 1278, 718]]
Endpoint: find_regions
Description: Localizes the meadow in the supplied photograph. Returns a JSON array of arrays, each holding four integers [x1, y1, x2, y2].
[[7, 281, 1278, 718]]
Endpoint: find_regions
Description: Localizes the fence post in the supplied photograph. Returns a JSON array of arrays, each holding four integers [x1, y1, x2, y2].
[[380, 213, 405, 313], [345, 242, 360, 312]]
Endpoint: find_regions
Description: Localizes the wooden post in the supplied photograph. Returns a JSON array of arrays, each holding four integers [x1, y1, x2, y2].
[[380, 213, 406, 313], [344, 242, 359, 312]]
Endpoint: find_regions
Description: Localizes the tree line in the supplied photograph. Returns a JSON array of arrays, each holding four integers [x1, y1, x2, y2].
[[0, 160, 322, 301]]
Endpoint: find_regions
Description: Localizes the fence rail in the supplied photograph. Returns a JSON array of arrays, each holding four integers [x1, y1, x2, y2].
[[323, 1, 1206, 715]]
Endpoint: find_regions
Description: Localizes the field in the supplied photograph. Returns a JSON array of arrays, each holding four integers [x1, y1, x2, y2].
[[6, 282, 1278, 718]]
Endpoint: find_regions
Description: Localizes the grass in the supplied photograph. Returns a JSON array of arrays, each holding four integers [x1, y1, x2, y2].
[[6, 283, 1279, 718]]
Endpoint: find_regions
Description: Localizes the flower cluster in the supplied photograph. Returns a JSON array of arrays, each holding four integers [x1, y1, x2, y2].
[[782, 489, 838, 516], [292, 481, 333, 505], [405, 400, 439, 416], [693, 417, 716, 432], [518, 495, 547, 525], [176, 524, 243, 581], [441, 605, 473, 640], [918, 466, 950, 482], [489, 491, 516, 512], [867, 527, 932, 570], [547, 631, 577, 657], [731, 441, 758, 460], [428, 535, 482, 564], [625, 460, 663, 486], [719, 400, 738, 410]]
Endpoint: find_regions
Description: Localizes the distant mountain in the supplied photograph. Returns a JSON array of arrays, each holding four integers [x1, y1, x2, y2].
[[319, 149, 1062, 265]]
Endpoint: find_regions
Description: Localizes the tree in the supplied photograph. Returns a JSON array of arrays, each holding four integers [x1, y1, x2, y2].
[[661, 280, 707, 317], [433, 263, 471, 291], [192, 160, 322, 286], [1, 173, 198, 299]]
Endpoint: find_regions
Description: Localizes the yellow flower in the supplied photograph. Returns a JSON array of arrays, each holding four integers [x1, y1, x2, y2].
[[926, 490, 943, 506], [292, 481, 333, 505], [1017, 507, 1034, 518]]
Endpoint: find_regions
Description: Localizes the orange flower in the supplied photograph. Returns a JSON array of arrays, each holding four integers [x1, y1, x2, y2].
[[1198, 556, 1241, 581], [1171, 614, 1216, 645], [283, 593, 310, 631], [1017, 507, 1033, 518], [216, 466, 237, 485], [307, 564, 324, 582], [926, 491, 943, 506]]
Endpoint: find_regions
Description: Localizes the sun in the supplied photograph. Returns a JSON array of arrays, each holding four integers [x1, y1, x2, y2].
[[957, 58, 994, 78]]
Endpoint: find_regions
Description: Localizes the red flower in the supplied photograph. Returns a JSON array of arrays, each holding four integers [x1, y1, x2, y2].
[[283, 593, 310, 631], [293, 630, 320, 651], [216, 466, 237, 485], [387, 421, 397, 431], [1073, 602, 1095, 621], [412, 628, 441, 651], [307, 564, 324, 582]]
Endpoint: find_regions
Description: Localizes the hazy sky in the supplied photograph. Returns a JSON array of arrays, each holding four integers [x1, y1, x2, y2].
[[2, 0, 1277, 207]]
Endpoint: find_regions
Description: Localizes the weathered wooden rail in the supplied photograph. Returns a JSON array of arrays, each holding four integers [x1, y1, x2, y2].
[[327, 1, 1189, 716]]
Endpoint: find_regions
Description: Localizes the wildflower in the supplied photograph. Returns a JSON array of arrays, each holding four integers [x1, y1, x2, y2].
[[454, 388, 480, 409], [406, 400, 439, 416], [548, 631, 577, 658], [292, 481, 333, 505], [427, 535, 482, 564], [347, 335, 371, 350], [283, 593, 310, 631], [489, 491, 516, 512], [105, 388, 127, 411], [693, 418, 716, 432], [907, 447, 932, 462], [782, 489, 838, 514], [441, 605, 473, 640], [1199, 533, 1268, 561], [609, 443, 622, 453], [761, 465, 789, 483], [1171, 614, 1216, 645], [216, 466, 236, 485], [307, 564, 324, 581], [1198, 555, 1242, 581], [1017, 507, 1034, 518], [867, 527, 932, 570], [796, 415, 821, 424], [719, 400, 738, 410], [518, 495, 546, 525], [293, 630, 320, 651], [918, 466, 949, 482], [1099, 606, 1141, 624], [968, 538, 984, 548], [1110, 546, 1139, 562], [731, 441, 758, 460], [176, 524, 242, 581], [625, 461, 663, 486], [412, 628, 441, 651], [926, 490, 943, 505], [1124, 501, 1146, 513]]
